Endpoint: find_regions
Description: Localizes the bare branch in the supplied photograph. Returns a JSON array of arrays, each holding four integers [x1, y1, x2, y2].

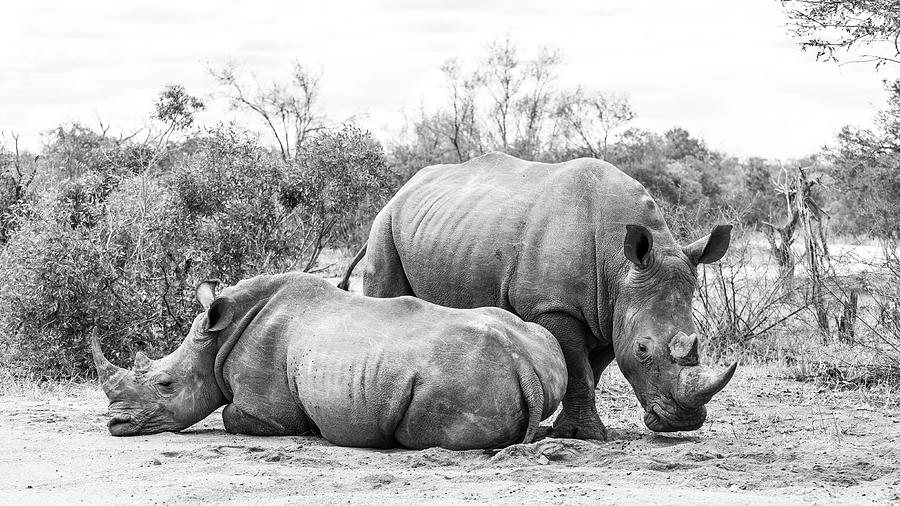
[[782, 0, 900, 67], [209, 61, 324, 161]]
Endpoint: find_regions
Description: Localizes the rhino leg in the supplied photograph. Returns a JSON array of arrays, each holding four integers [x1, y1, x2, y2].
[[362, 214, 414, 298], [535, 313, 608, 441], [222, 404, 316, 436], [590, 345, 616, 387]]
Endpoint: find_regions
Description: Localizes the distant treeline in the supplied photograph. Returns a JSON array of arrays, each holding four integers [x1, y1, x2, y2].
[[0, 37, 898, 379]]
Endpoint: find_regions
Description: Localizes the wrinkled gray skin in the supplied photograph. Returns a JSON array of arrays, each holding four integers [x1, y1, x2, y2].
[[339, 152, 737, 439], [93, 272, 567, 450]]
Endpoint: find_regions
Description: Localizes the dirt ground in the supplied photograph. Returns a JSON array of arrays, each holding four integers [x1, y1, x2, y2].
[[1, 366, 899, 505]]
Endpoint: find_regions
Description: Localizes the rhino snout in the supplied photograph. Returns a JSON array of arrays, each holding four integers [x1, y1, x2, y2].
[[107, 413, 140, 437], [643, 403, 707, 432]]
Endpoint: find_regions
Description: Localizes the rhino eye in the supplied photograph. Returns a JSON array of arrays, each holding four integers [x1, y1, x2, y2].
[[634, 341, 653, 367], [156, 378, 175, 392]]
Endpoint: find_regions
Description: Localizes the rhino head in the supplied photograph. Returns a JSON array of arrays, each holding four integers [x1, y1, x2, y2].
[[614, 223, 737, 432], [92, 281, 234, 436]]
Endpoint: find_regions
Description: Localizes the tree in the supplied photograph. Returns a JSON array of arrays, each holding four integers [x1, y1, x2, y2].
[[149, 84, 205, 168], [440, 59, 482, 162], [514, 46, 562, 159], [154, 84, 205, 132], [282, 125, 394, 271], [478, 37, 565, 159], [553, 87, 636, 159], [743, 157, 782, 226], [0, 133, 37, 243], [392, 35, 634, 168], [664, 127, 709, 160], [760, 166, 832, 334], [41, 123, 156, 180], [480, 34, 524, 151], [40, 84, 202, 181], [828, 79, 900, 238], [211, 60, 324, 160], [782, 0, 900, 67]]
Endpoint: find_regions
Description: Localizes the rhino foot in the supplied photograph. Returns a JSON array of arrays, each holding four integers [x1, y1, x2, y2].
[[550, 414, 608, 441]]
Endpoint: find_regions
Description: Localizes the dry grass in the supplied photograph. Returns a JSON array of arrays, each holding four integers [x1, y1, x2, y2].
[[310, 247, 360, 278], [691, 233, 900, 391], [0, 368, 96, 399]]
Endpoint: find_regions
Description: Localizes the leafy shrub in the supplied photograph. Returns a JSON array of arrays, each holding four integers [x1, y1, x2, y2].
[[827, 80, 900, 239], [41, 123, 156, 180], [170, 124, 392, 279], [285, 124, 393, 267], [872, 242, 900, 367], [0, 177, 189, 379], [0, 123, 394, 379], [168, 126, 291, 281]]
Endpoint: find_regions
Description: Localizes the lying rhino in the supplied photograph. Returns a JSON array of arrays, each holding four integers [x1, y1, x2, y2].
[[340, 152, 737, 439], [92, 272, 566, 450]]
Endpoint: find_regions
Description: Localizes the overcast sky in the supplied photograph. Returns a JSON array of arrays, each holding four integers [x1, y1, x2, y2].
[[2, 0, 896, 159]]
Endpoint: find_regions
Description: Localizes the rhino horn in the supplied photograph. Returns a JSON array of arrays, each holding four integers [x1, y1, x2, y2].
[[133, 351, 153, 372], [90, 328, 130, 396], [669, 332, 700, 366], [676, 362, 737, 409]]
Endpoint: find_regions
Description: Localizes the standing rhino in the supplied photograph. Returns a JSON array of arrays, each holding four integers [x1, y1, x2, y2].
[[92, 272, 566, 450], [339, 152, 736, 439]]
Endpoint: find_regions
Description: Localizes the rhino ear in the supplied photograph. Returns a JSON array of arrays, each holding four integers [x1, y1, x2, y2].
[[683, 225, 732, 266], [624, 224, 654, 268], [206, 296, 234, 332], [196, 279, 220, 310]]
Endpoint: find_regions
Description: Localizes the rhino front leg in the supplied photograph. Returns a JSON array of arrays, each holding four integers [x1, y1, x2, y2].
[[590, 345, 616, 387], [534, 313, 607, 440], [222, 404, 316, 436]]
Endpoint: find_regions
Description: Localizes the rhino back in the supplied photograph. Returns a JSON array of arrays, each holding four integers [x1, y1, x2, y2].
[[289, 295, 557, 449], [383, 152, 675, 340], [212, 273, 565, 448]]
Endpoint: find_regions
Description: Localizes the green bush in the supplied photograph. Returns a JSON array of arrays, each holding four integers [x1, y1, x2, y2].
[[169, 124, 392, 279], [168, 125, 291, 281], [0, 123, 394, 379], [827, 80, 900, 239], [286, 124, 393, 267], [0, 177, 188, 379]]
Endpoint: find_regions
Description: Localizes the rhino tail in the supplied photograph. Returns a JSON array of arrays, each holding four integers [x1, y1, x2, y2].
[[337, 242, 368, 291], [516, 361, 544, 444]]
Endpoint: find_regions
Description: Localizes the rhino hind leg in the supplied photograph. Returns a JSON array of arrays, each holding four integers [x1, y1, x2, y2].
[[393, 378, 523, 450], [362, 214, 415, 298], [534, 313, 608, 441]]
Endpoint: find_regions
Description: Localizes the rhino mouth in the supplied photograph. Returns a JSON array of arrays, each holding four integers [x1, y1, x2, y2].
[[643, 403, 707, 432], [107, 413, 142, 437], [107, 406, 182, 436]]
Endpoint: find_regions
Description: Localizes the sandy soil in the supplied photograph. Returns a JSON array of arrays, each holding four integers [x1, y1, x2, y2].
[[2, 272, 898, 504], [1, 367, 898, 505]]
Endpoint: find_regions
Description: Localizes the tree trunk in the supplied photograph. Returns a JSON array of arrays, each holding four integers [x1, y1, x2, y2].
[[837, 289, 858, 344]]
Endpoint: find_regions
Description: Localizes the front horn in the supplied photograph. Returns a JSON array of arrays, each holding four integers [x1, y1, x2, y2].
[[90, 328, 129, 395], [676, 362, 737, 409]]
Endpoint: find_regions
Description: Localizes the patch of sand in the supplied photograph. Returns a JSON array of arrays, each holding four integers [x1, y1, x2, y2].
[[1, 370, 898, 504]]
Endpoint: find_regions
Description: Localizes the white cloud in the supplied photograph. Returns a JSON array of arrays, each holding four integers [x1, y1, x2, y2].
[[1, 0, 896, 157]]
